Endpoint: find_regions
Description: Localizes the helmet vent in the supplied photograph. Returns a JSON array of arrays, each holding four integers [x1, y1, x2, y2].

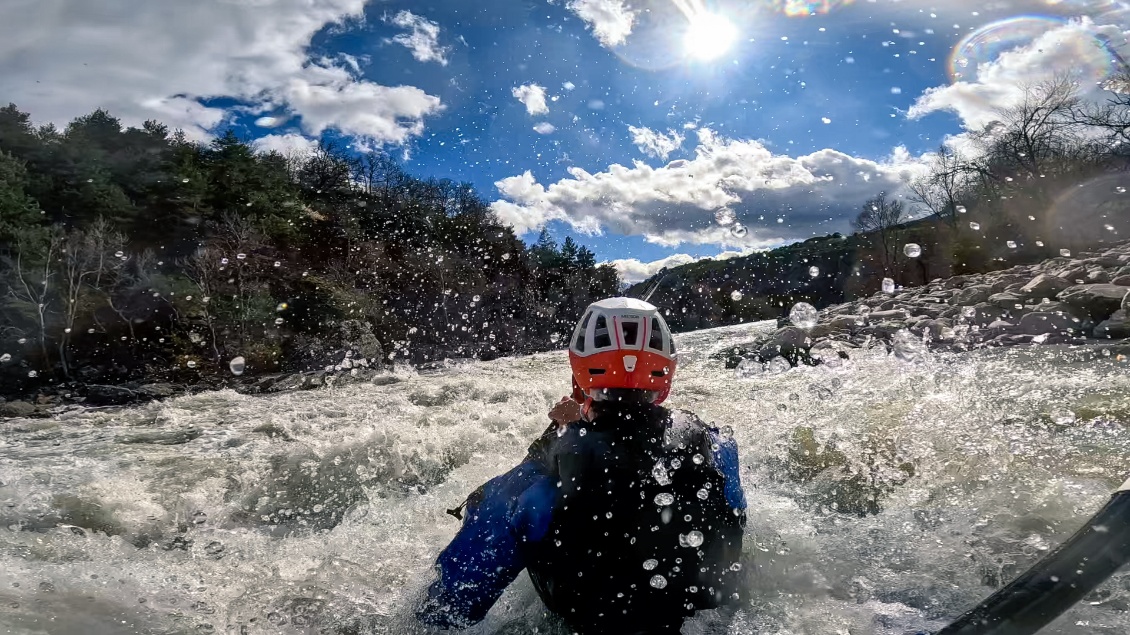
[[588, 368, 606, 375], [622, 355, 637, 372], [650, 370, 666, 377]]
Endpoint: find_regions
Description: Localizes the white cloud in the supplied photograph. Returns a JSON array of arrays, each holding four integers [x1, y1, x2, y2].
[[255, 116, 283, 128], [908, 18, 1130, 130], [607, 250, 753, 284], [490, 128, 928, 247], [0, 0, 443, 144], [628, 125, 685, 160], [512, 83, 550, 115], [533, 122, 557, 134], [252, 132, 319, 156], [384, 10, 450, 66], [566, 0, 637, 48]]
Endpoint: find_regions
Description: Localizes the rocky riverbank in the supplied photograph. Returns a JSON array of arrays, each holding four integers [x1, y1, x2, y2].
[[724, 240, 1130, 370]]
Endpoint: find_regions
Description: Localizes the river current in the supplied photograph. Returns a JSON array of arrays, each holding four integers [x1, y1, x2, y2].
[[2, 322, 1130, 635]]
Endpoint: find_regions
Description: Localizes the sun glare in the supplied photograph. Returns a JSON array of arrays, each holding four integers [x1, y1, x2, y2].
[[684, 12, 738, 61]]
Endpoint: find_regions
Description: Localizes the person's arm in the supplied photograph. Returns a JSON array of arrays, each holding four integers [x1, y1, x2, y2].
[[417, 460, 555, 629], [707, 427, 747, 513]]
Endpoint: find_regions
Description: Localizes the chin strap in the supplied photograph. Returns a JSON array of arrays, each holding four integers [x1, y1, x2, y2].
[[580, 396, 594, 421]]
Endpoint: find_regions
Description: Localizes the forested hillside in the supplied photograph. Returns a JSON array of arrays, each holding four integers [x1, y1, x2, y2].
[[0, 105, 619, 394]]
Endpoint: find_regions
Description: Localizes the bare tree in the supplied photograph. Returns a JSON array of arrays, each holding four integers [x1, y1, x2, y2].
[[182, 245, 223, 366], [852, 192, 906, 273], [3, 228, 61, 369], [906, 145, 973, 227], [974, 75, 1082, 180], [56, 218, 126, 376]]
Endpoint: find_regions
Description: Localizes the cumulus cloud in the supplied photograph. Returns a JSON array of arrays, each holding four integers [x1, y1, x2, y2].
[[533, 122, 557, 134], [628, 126, 685, 160], [490, 128, 927, 247], [607, 249, 754, 284], [909, 18, 1130, 130], [384, 10, 450, 66], [566, 0, 637, 48], [252, 132, 319, 156], [1, 0, 443, 144], [512, 83, 550, 115]]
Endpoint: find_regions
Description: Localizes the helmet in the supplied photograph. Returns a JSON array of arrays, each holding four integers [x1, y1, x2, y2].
[[567, 298, 677, 405]]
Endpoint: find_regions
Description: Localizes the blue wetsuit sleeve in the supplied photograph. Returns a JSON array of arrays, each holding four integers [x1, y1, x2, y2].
[[708, 429, 747, 511], [417, 460, 556, 629]]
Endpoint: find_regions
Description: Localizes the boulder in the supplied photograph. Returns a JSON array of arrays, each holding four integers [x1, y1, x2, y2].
[[1057, 284, 1130, 321], [1019, 274, 1072, 300], [1017, 312, 1081, 336], [868, 309, 910, 322], [1094, 310, 1130, 340], [137, 383, 178, 399], [1087, 270, 1112, 284], [1058, 267, 1088, 283], [988, 292, 1025, 309], [951, 285, 993, 305], [829, 315, 864, 331], [0, 401, 37, 418], [944, 275, 971, 289], [1112, 275, 1130, 286], [84, 384, 137, 406]]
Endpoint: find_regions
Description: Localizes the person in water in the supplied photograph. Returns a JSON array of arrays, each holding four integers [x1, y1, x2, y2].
[[416, 298, 747, 634]]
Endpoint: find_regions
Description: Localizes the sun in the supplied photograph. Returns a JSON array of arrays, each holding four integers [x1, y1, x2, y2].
[[684, 12, 738, 61]]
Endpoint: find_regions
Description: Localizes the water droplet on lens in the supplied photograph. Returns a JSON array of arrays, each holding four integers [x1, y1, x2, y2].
[[904, 243, 921, 258], [969, 222, 981, 230], [1006, 240, 1017, 249], [579, 427, 587, 436], [643, 558, 658, 570], [957, 205, 967, 213], [1052, 410, 1076, 425], [808, 266, 820, 278], [17, 338, 26, 344], [650, 574, 668, 589], [0, 354, 9, 363], [731, 224, 748, 238], [473, 295, 481, 302], [1035, 241, 1044, 247], [1060, 249, 1072, 257], [882, 278, 896, 294], [652, 461, 672, 486], [114, 251, 124, 258], [684, 530, 704, 547], [229, 356, 246, 376], [27, 370, 37, 378], [236, 253, 246, 260], [273, 261, 281, 267], [275, 317, 285, 325], [730, 290, 743, 301], [735, 358, 763, 379], [789, 302, 818, 329], [654, 493, 674, 506], [892, 329, 926, 363], [692, 453, 705, 464], [186, 360, 197, 368], [696, 489, 708, 500]]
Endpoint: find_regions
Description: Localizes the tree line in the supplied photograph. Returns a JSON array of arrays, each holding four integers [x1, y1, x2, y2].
[[0, 104, 619, 393]]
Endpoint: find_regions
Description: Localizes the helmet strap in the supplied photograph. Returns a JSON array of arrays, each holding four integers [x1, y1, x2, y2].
[[581, 396, 594, 421]]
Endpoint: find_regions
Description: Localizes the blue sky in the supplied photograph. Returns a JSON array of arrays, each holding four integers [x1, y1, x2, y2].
[[5, 0, 1130, 281]]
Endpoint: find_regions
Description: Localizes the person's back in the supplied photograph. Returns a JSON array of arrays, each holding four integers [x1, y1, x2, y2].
[[525, 400, 745, 634], [416, 298, 747, 634]]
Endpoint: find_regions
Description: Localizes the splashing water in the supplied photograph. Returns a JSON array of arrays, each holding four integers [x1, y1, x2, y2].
[[1, 323, 1130, 635]]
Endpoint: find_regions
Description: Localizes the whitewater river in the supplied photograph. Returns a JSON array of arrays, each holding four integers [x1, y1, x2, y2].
[[2, 322, 1130, 635]]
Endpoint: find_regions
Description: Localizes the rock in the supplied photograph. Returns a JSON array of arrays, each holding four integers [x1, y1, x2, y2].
[[944, 276, 971, 289], [988, 292, 1025, 309], [0, 401, 37, 418], [1112, 275, 1130, 286], [951, 285, 993, 305], [868, 309, 910, 322], [1057, 284, 1130, 321], [829, 316, 864, 331], [1019, 274, 1072, 300], [1094, 310, 1130, 340], [137, 383, 178, 399], [1087, 270, 1112, 284], [1017, 312, 1081, 336], [118, 426, 203, 445], [969, 303, 1009, 327], [1058, 267, 1088, 282], [84, 384, 137, 406]]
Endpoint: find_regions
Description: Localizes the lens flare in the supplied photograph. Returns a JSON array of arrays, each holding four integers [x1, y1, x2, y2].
[[948, 16, 1115, 85], [779, 0, 853, 18]]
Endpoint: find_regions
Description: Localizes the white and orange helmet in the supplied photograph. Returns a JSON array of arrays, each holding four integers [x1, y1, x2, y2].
[[567, 298, 677, 405]]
